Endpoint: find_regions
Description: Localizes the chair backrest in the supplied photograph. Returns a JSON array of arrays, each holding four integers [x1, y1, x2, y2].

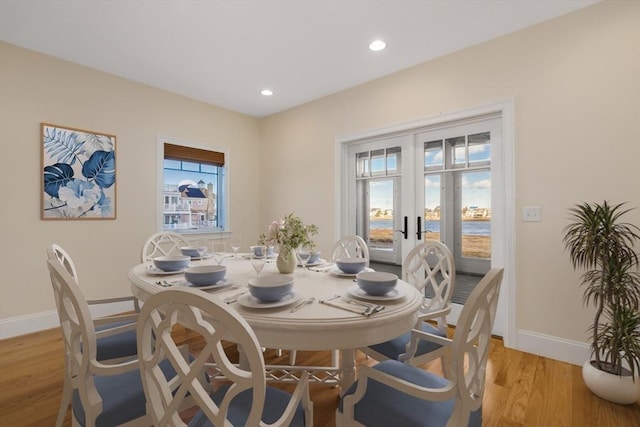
[[48, 243, 80, 282], [447, 267, 504, 426], [403, 241, 455, 318], [137, 287, 268, 426], [46, 259, 101, 422], [331, 235, 370, 266], [141, 231, 190, 262]]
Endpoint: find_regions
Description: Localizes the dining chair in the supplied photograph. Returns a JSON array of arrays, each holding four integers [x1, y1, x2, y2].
[[47, 244, 139, 427], [137, 287, 314, 426], [360, 240, 455, 366], [141, 231, 190, 261], [46, 258, 176, 427], [330, 234, 370, 267], [337, 268, 504, 427]]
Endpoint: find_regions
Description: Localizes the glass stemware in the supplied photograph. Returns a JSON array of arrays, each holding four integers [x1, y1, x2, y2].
[[211, 241, 227, 265], [250, 246, 267, 276], [296, 244, 312, 277], [230, 236, 242, 259], [196, 240, 208, 265]]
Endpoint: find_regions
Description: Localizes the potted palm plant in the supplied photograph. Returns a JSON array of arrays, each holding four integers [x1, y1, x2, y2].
[[563, 201, 640, 404]]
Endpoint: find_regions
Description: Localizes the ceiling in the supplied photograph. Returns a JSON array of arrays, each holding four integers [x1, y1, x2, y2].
[[0, 0, 600, 117]]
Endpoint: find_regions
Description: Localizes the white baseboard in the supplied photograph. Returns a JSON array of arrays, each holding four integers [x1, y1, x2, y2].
[[515, 329, 590, 366], [0, 301, 135, 340]]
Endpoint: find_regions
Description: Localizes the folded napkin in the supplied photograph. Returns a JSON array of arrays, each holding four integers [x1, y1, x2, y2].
[[309, 263, 335, 272], [319, 296, 384, 316]]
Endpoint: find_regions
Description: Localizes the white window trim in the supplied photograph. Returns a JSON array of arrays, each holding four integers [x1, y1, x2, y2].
[[156, 135, 231, 237]]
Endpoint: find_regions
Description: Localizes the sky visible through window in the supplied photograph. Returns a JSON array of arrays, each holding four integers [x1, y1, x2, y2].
[[164, 160, 217, 189], [370, 142, 490, 210]]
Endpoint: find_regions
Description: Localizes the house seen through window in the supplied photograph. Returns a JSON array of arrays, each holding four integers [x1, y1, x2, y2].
[[162, 143, 226, 233]]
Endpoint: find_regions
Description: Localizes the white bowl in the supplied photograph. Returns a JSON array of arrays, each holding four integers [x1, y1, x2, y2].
[[308, 251, 322, 264], [184, 265, 226, 286], [335, 258, 367, 274], [356, 271, 398, 296], [180, 246, 207, 258], [248, 275, 294, 302], [153, 255, 190, 272]]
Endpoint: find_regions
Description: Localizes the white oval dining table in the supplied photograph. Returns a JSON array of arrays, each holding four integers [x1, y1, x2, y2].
[[128, 255, 423, 388]]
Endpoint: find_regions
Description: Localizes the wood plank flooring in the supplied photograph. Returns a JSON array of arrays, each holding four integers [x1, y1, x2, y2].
[[0, 327, 638, 427]]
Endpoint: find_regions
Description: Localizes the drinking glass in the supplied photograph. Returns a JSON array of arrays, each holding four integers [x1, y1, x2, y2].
[[296, 244, 312, 277], [196, 240, 208, 264], [250, 246, 267, 276], [230, 236, 242, 259], [211, 241, 227, 265]]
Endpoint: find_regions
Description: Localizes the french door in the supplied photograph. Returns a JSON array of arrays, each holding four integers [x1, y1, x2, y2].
[[416, 119, 498, 277], [345, 116, 502, 331]]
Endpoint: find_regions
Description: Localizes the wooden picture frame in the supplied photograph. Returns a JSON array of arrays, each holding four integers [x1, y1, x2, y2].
[[41, 123, 117, 220]]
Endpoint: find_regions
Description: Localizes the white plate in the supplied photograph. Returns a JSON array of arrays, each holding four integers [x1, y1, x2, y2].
[[190, 253, 213, 260], [298, 259, 327, 267], [242, 253, 279, 260], [237, 290, 301, 309], [346, 284, 407, 301], [180, 278, 233, 291], [329, 267, 374, 277], [146, 265, 187, 275]]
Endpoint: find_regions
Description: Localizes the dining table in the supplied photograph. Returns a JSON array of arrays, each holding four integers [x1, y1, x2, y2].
[[128, 254, 423, 389]]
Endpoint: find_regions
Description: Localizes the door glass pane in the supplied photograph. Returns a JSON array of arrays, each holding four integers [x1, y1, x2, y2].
[[424, 174, 441, 242], [424, 140, 443, 170], [370, 149, 385, 175], [386, 146, 400, 173], [368, 180, 394, 251], [460, 170, 491, 259], [468, 132, 491, 166], [356, 152, 370, 177], [447, 136, 466, 168]]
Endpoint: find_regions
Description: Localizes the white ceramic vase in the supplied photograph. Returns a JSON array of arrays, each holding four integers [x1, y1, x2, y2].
[[582, 360, 640, 405], [276, 248, 297, 274]]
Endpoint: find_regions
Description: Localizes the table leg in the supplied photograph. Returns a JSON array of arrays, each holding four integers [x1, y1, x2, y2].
[[340, 348, 356, 390]]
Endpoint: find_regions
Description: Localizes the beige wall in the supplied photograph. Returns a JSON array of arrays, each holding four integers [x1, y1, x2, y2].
[[1, 0, 638, 356], [258, 1, 640, 344], [0, 42, 261, 322]]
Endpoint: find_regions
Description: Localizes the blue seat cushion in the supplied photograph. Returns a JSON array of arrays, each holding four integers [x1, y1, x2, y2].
[[72, 358, 176, 427], [368, 321, 446, 360], [188, 384, 306, 427], [95, 320, 137, 361], [339, 359, 482, 427]]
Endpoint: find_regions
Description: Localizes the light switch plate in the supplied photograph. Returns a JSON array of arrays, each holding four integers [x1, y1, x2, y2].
[[523, 206, 541, 222]]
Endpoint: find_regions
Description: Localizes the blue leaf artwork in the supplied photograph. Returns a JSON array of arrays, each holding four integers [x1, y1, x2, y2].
[[41, 124, 116, 219]]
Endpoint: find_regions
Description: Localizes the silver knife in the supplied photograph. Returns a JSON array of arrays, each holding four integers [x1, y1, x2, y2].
[[320, 298, 370, 316]]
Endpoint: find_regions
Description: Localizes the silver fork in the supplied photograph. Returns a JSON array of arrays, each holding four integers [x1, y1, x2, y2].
[[290, 297, 315, 313], [223, 291, 247, 304]]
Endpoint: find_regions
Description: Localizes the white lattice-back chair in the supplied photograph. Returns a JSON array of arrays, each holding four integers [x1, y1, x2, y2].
[[361, 240, 455, 366], [46, 258, 156, 427], [47, 244, 139, 427], [338, 268, 504, 427], [137, 287, 313, 426], [141, 231, 190, 262], [331, 235, 370, 267]]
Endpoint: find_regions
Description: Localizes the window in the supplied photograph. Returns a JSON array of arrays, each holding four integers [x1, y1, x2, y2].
[[161, 141, 227, 234]]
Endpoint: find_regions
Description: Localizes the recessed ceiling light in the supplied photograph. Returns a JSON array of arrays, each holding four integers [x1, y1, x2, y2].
[[369, 40, 386, 52], [261, 89, 273, 96]]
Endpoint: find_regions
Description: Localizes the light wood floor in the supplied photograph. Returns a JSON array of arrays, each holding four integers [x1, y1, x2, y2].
[[0, 327, 638, 427]]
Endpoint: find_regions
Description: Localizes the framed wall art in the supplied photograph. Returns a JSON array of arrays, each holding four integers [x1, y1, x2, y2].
[[41, 123, 117, 220]]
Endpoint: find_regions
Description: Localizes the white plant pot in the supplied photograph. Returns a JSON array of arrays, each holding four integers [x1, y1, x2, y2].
[[582, 360, 640, 404]]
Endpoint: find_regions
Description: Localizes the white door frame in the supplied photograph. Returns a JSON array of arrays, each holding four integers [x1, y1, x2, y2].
[[335, 99, 516, 347]]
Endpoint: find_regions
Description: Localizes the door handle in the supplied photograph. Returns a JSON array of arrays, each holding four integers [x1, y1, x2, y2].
[[416, 216, 422, 240], [394, 216, 408, 240]]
